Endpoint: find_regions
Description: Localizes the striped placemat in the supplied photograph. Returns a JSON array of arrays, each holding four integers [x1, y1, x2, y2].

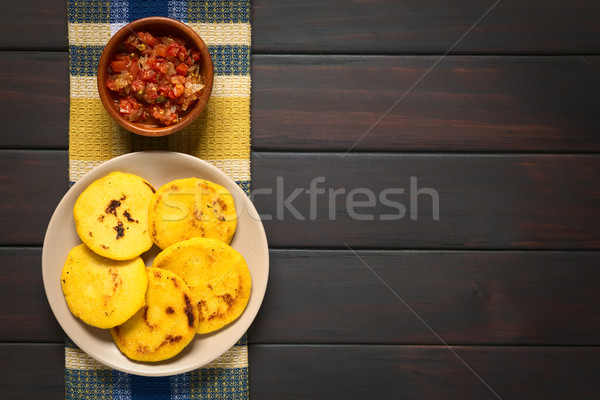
[[66, 1, 250, 398]]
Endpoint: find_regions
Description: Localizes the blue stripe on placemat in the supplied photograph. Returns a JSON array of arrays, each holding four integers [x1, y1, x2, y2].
[[130, 374, 172, 399], [168, 0, 188, 21], [68, 0, 110, 23], [70, 45, 250, 77], [186, 1, 250, 23], [66, 368, 114, 400], [235, 332, 248, 346], [171, 373, 191, 399], [110, 0, 130, 23], [236, 180, 251, 196], [187, 368, 248, 398], [128, 0, 170, 21], [69, 45, 103, 76], [112, 371, 133, 400], [208, 45, 250, 76]]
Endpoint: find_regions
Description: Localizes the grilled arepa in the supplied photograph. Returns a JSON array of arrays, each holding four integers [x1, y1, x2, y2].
[[153, 237, 251, 334], [110, 268, 199, 362], [61, 244, 148, 329], [148, 178, 237, 250], [73, 171, 155, 260]]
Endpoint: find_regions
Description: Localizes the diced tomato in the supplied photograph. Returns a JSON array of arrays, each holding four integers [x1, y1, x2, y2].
[[157, 84, 171, 96], [170, 75, 185, 85], [131, 79, 145, 93], [119, 97, 139, 114], [143, 84, 158, 102], [175, 63, 189, 75], [106, 77, 118, 91], [191, 50, 201, 62], [111, 60, 129, 72], [146, 57, 159, 70], [128, 58, 139, 76], [151, 105, 163, 119], [165, 114, 177, 125], [157, 62, 169, 75], [168, 83, 185, 98], [124, 33, 140, 52], [137, 32, 156, 46], [167, 43, 180, 57], [140, 69, 158, 83], [154, 44, 168, 58]]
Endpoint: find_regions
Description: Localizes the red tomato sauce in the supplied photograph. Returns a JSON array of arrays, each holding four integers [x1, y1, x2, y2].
[[106, 31, 204, 126]]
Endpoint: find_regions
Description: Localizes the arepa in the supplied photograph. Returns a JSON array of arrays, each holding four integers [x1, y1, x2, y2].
[[153, 237, 251, 334], [148, 178, 237, 250], [61, 244, 147, 329], [73, 171, 155, 260], [110, 268, 199, 362]]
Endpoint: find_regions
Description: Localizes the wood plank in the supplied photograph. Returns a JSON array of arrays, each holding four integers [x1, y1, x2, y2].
[[0, 0, 67, 50], [0, 344, 64, 400], [6, 246, 600, 345], [3, 343, 599, 399], [2, 150, 599, 249], [251, 153, 600, 249], [0, 248, 63, 342], [253, 0, 600, 54], [249, 250, 600, 345], [2, 53, 598, 152], [252, 55, 600, 152], [0, 52, 69, 149], [0, 150, 68, 245], [250, 345, 600, 400], [5, 0, 599, 54]]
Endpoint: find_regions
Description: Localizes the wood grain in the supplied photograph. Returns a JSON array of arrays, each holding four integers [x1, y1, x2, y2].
[[252, 152, 600, 249], [0, 0, 67, 50], [6, 0, 600, 54], [0, 151, 68, 245], [252, 55, 600, 151], [253, 0, 600, 54], [0, 52, 69, 149], [0, 344, 64, 400], [249, 345, 600, 400], [249, 250, 600, 345], [7, 246, 600, 345], [3, 343, 598, 400], [2, 53, 598, 152], [0, 248, 63, 342]]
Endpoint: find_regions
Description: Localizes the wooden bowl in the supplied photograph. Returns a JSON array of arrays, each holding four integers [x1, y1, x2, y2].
[[97, 17, 213, 137]]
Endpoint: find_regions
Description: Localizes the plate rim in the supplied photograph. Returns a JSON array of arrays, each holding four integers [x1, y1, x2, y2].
[[42, 150, 269, 376]]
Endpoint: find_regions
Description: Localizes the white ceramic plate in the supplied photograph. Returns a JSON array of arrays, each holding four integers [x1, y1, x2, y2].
[[42, 151, 269, 376]]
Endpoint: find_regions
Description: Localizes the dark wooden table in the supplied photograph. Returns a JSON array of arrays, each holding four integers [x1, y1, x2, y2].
[[1, 1, 600, 398]]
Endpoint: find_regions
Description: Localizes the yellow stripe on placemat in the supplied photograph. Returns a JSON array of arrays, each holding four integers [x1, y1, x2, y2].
[[69, 97, 249, 163], [66, 347, 113, 371], [69, 158, 250, 183], [69, 98, 131, 162], [168, 97, 250, 160], [187, 23, 251, 46], [68, 23, 112, 46], [204, 345, 248, 369]]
